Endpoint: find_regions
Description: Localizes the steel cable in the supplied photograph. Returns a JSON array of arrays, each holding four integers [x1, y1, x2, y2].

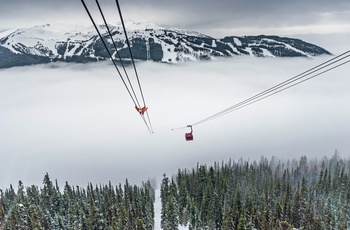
[[81, 0, 152, 133], [192, 52, 350, 126], [173, 50, 350, 129], [95, 0, 142, 109], [115, 0, 154, 133]]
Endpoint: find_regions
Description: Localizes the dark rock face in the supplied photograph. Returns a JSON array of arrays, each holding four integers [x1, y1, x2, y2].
[[0, 23, 331, 69]]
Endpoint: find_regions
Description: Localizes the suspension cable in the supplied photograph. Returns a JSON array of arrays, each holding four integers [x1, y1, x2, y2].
[[197, 58, 350, 125], [193, 51, 350, 126], [81, 0, 137, 106], [81, 0, 152, 133], [174, 50, 350, 129], [115, 0, 147, 107], [115, 0, 154, 133], [95, 0, 142, 109]]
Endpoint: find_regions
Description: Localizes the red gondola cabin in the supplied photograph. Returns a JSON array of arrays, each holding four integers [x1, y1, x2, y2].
[[185, 125, 193, 141], [185, 132, 193, 141]]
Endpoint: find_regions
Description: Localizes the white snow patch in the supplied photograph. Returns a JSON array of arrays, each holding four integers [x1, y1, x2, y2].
[[261, 48, 274, 57], [245, 47, 254, 55], [161, 43, 178, 63], [261, 38, 310, 57], [234, 37, 242, 46], [227, 43, 240, 54], [154, 189, 162, 230]]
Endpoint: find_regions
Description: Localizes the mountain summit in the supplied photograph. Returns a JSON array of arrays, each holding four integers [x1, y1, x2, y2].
[[0, 22, 331, 69]]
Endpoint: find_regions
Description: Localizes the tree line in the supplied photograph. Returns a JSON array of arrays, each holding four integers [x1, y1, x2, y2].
[[161, 152, 350, 229], [1, 152, 350, 229], [0, 174, 155, 229]]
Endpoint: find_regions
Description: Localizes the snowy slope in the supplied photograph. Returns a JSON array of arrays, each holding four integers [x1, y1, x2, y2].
[[0, 22, 331, 69]]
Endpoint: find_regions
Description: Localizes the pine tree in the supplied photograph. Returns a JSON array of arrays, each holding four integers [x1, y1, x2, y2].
[[79, 209, 87, 229], [87, 190, 97, 229], [291, 189, 301, 228], [187, 197, 197, 230], [325, 210, 335, 230], [41, 209, 52, 229], [233, 187, 242, 229], [299, 176, 309, 227], [237, 210, 247, 230], [161, 174, 169, 230], [272, 200, 282, 226], [0, 192, 5, 226], [136, 218, 146, 230], [166, 195, 179, 230], [222, 195, 234, 230], [313, 215, 324, 229], [118, 203, 128, 229], [200, 183, 211, 226], [260, 206, 270, 230], [7, 204, 19, 230]]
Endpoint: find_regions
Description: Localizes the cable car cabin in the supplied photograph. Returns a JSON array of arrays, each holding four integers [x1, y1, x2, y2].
[[185, 125, 193, 141], [185, 133, 193, 141]]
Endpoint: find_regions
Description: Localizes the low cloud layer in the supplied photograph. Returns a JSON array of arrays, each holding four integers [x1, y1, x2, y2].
[[1, 55, 350, 188]]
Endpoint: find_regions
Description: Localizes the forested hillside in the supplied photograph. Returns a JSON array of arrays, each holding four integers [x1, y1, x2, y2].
[[0, 174, 155, 229], [1, 152, 350, 229], [161, 152, 350, 229]]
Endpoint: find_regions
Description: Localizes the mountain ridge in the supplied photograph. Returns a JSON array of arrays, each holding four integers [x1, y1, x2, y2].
[[0, 22, 332, 69]]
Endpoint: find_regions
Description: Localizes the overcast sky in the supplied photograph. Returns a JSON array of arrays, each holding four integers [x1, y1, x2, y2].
[[1, 0, 350, 36]]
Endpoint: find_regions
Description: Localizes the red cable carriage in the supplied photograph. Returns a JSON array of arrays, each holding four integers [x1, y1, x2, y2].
[[185, 125, 193, 141]]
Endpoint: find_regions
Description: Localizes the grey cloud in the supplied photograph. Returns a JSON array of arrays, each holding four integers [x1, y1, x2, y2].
[[1, 0, 350, 35]]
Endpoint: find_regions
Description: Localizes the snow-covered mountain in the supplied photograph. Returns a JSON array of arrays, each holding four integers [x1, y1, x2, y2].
[[0, 22, 331, 69]]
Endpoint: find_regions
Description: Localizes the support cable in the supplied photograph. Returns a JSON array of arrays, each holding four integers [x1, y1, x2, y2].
[[115, 0, 154, 133], [173, 50, 350, 129], [95, 0, 142, 109], [81, 0, 152, 132], [196, 58, 350, 125], [81, 0, 137, 106], [115, 0, 147, 107], [144, 110, 154, 133], [192, 52, 350, 126]]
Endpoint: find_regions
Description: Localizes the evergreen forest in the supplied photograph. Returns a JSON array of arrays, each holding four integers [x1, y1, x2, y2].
[[161, 153, 350, 229], [0, 174, 155, 229], [1, 152, 350, 229]]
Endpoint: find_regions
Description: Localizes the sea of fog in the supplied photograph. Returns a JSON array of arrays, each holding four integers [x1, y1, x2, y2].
[[0, 56, 350, 189]]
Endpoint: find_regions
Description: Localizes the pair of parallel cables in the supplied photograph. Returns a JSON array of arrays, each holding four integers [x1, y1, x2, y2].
[[174, 50, 350, 130], [81, 0, 153, 133]]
